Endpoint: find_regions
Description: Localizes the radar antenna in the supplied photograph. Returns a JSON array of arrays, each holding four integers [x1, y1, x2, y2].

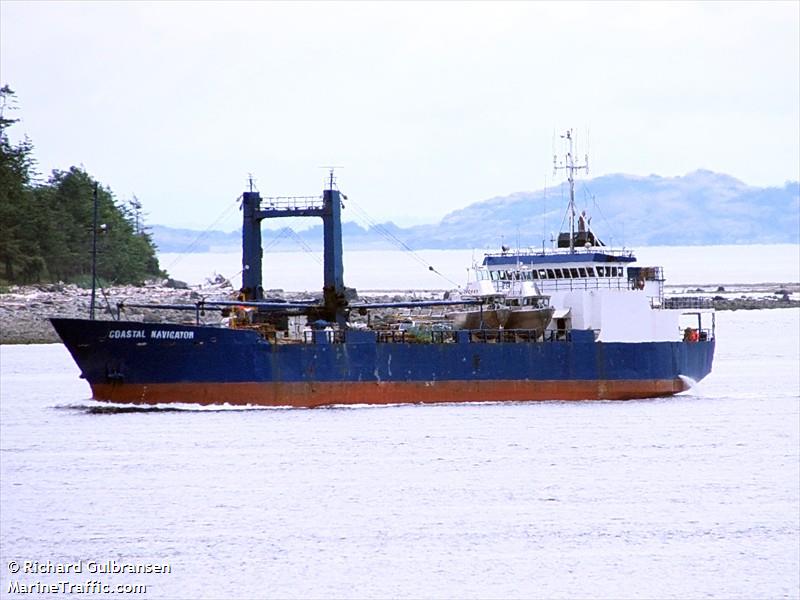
[[553, 129, 589, 253]]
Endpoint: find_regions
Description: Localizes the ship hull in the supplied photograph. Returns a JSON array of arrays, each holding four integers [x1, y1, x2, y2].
[[89, 379, 688, 407], [51, 318, 715, 407]]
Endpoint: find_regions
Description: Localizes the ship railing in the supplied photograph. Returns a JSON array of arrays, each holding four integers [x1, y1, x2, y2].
[[483, 247, 635, 259], [373, 329, 548, 344], [431, 330, 454, 344], [305, 327, 603, 344], [681, 327, 714, 342], [259, 195, 325, 212], [377, 330, 408, 344], [658, 296, 714, 310], [375, 330, 459, 344], [696, 328, 712, 341], [468, 329, 545, 343], [496, 278, 630, 293], [540, 329, 600, 342], [302, 329, 346, 344]]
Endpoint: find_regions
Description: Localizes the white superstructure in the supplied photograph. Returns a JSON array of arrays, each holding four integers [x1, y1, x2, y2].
[[473, 128, 715, 343]]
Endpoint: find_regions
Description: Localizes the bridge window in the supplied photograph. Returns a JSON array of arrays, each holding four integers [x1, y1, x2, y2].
[[570, 268, 579, 278], [578, 268, 587, 277], [586, 267, 595, 277], [490, 270, 500, 281], [531, 270, 539, 280], [546, 269, 555, 278], [596, 266, 605, 276]]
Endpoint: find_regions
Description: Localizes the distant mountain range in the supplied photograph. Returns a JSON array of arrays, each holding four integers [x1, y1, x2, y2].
[[151, 170, 800, 253]]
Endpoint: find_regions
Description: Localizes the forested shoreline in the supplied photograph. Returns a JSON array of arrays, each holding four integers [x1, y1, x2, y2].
[[0, 86, 163, 286]]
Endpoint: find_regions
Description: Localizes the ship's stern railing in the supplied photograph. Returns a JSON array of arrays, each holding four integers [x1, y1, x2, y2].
[[652, 296, 715, 340], [677, 305, 716, 341]]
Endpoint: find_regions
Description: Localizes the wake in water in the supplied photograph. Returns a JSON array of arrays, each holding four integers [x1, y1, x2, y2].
[[52, 400, 298, 414], [678, 374, 700, 393], [52, 396, 687, 414]]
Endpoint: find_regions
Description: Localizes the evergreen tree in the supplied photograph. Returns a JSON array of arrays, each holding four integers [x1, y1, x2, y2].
[[0, 85, 44, 282], [0, 85, 165, 285]]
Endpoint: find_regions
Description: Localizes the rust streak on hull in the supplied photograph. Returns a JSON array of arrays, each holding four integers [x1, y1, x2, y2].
[[91, 378, 688, 408]]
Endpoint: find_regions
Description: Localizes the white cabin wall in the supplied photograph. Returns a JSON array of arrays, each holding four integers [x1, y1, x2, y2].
[[646, 307, 681, 342], [546, 286, 683, 342], [586, 290, 679, 342], [562, 291, 590, 329], [550, 290, 681, 342], [643, 280, 660, 298], [598, 291, 650, 341], [590, 290, 604, 330]]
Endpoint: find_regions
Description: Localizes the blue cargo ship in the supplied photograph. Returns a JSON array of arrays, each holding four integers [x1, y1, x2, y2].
[[51, 143, 715, 407]]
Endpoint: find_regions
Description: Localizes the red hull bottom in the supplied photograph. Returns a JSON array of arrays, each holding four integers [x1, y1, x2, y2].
[[90, 378, 689, 408]]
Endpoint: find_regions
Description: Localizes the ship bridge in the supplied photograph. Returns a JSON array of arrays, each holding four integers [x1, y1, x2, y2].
[[480, 250, 657, 295], [483, 250, 636, 267]]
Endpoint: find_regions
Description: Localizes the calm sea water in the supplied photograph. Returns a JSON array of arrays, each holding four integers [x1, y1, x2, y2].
[[1, 308, 799, 599]]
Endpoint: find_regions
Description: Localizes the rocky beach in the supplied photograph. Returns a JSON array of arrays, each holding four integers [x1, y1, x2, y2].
[[0, 280, 235, 344], [0, 281, 797, 344]]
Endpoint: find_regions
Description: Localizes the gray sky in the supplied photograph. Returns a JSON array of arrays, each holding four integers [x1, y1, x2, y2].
[[2, 1, 798, 230]]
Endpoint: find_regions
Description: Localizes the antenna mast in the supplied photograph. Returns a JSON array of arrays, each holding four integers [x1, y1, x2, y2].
[[320, 166, 343, 191], [89, 183, 99, 320], [553, 129, 589, 253]]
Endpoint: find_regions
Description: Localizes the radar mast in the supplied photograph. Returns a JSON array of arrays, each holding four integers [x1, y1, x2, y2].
[[553, 129, 589, 253]]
